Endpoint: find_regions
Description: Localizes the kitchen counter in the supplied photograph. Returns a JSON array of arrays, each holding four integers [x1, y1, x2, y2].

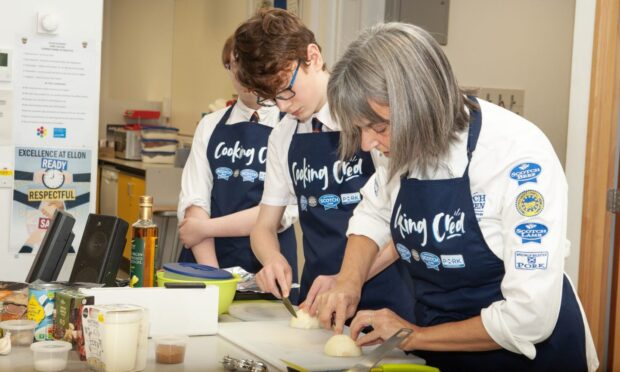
[[98, 155, 175, 177], [0, 334, 278, 371]]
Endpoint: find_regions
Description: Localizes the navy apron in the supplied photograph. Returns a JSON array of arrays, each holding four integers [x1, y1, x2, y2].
[[179, 105, 298, 287], [390, 100, 587, 371], [288, 122, 415, 322]]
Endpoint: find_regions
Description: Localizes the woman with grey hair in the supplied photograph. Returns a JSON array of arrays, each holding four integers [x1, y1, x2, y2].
[[316, 23, 597, 371]]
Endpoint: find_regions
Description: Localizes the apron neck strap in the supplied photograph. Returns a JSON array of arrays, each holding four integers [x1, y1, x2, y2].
[[217, 102, 236, 125], [466, 97, 482, 162]]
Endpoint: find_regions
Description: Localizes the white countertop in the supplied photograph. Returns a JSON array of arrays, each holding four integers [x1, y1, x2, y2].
[[1, 312, 278, 371], [1, 329, 278, 372]]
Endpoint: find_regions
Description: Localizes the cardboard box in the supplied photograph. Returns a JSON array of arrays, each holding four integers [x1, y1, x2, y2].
[[53, 290, 94, 360]]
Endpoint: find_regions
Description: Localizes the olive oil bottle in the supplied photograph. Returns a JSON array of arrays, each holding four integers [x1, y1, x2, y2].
[[129, 195, 158, 287]]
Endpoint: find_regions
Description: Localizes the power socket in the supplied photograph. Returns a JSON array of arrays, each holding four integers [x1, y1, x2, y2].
[[476, 88, 525, 116]]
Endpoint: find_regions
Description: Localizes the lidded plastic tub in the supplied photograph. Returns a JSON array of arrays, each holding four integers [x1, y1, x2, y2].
[[141, 138, 178, 152], [141, 126, 179, 140], [141, 150, 176, 164], [30, 341, 72, 372]]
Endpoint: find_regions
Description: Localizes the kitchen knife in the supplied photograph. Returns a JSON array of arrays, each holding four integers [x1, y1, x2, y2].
[[347, 328, 413, 372], [276, 281, 297, 318]]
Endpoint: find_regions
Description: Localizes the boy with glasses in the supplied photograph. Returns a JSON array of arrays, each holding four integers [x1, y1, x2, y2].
[[234, 8, 414, 321], [177, 36, 298, 290]]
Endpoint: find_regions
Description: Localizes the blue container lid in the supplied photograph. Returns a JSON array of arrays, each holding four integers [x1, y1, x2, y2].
[[163, 263, 233, 280]]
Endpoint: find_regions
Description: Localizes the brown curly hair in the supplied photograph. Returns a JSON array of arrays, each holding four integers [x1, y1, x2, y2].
[[233, 8, 324, 99], [221, 35, 234, 67]]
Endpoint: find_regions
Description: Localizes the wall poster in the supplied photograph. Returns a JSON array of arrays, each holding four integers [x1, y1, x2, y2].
[[10, 146, 91, 253]]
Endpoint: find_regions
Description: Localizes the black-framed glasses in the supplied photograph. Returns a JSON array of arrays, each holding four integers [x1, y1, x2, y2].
[[257, 60, 301, 107]]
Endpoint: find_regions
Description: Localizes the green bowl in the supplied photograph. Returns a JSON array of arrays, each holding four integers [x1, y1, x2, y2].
[[156, 271, 240, 314]]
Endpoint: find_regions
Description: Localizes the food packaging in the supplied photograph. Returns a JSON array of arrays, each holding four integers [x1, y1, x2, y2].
[[82, 304, 149, 371]]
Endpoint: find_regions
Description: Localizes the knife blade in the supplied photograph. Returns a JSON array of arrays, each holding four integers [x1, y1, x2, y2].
[[347, 328, 413, 372], [276, 281, 297, 318]]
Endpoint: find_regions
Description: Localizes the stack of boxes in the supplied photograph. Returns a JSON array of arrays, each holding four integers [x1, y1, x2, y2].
[[123, 110, 179, 164], [141, 126, 179, 164]]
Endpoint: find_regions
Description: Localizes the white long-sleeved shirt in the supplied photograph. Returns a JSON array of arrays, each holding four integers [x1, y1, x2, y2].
[[261, 102, 387, 207], [178, 99, 298, 229], [347, 99, 598, 371]]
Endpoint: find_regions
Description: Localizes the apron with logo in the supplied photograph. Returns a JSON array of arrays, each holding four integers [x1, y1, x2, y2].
[[389, 99, 587, 371], [288, 123, 414, 321], [179, 105, 298, 285]]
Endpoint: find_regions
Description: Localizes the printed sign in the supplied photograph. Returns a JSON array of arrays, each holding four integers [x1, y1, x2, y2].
[[10, 147, 91, 253]]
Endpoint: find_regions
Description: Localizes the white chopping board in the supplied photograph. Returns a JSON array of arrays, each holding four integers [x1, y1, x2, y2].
[[228, 301, 292, 321], [218, 320, 425, 371]]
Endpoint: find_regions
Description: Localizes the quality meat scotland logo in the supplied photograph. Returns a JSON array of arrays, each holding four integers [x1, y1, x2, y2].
[[299, 195, 308, 211], [420, 252, 441, 271], [515, 222, 548, 244], [510, 163, 542, 185], [240, 169, 258, 182], [215, 167, 233, 180], [396, 243, 411, 263], [318, 194, 340, 210]]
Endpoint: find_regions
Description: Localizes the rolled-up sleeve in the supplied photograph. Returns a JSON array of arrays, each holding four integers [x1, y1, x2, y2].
[[480, 150, 567, 359]]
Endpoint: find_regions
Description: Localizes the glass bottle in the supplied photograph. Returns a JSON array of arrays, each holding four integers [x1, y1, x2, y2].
[[129, 195, 158, 287]]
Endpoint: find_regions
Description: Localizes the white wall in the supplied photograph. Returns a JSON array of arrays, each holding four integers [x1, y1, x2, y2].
[[564, 0, 596, 284], [443, 0, 575, 166], [99, 0, 174, 139], [0, 0, 104, 281]]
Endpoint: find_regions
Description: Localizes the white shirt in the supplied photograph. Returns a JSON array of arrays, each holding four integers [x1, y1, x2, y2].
[[347, 99, 598, 371], [261, 102, 388, 207], [177, 100, 298, 230]]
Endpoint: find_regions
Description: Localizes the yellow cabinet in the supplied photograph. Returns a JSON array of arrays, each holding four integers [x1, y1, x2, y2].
[[117, 172, 145, 260]]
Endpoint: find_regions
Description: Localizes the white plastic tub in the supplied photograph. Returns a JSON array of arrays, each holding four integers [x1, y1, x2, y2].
[[141, 126, 179, 140], [141, 150, 176, 164], [141, 139, 178, 152], [30, 341, 72, 372]]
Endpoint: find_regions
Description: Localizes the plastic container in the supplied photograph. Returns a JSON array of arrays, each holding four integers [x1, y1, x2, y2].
[[154, 335, 188, 364], [30, 341, 72, 372], [141, 139, 178, 152], [141, 126, 179, 140], [0, 319, 36, 346], [82, 305, 149, 372], [156, 271, 240, 314], [141, 150, 176, 164]]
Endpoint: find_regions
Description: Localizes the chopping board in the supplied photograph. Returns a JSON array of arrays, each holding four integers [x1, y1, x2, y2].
[[228, 301, 292, 321], [218, 320, 425, 371]]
